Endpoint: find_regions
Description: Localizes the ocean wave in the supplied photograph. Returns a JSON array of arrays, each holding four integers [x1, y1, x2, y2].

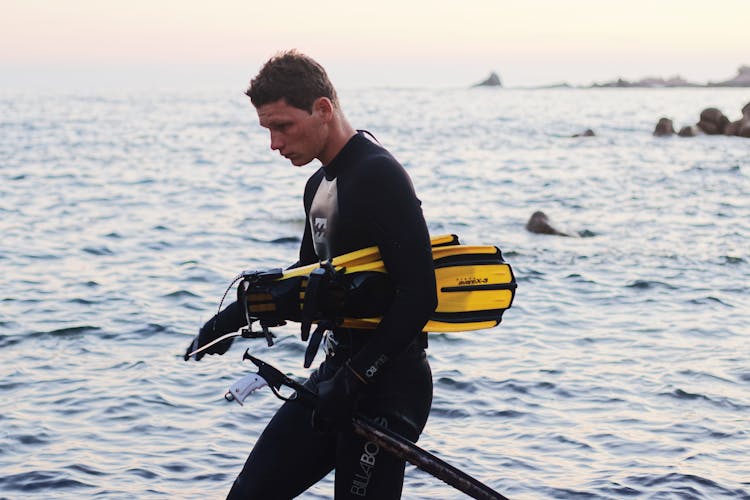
[[721, 255, 746, 264], [162, 290, 201, 299], [82, 246, 114, 256], [661, 388, 749, 411], [0, 471, 94, 493], [34, 325, 101, 337], [428, 407, 471, 418], [623, 472, 747, 498], [687, 295, 733, 306], [625, 279, 678, 290]]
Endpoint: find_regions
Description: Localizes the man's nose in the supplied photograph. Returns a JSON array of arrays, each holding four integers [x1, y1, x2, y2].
[[270, 131, 283, 151]]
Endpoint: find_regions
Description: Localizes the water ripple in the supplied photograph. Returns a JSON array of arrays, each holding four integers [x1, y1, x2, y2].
[[0, 471, 95, 493]]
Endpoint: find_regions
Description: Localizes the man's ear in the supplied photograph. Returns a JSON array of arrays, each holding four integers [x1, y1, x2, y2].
[[313, 97, 334, 122]]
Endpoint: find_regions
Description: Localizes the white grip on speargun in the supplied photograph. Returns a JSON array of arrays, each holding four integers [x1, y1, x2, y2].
[[225, 372, 268, 406]]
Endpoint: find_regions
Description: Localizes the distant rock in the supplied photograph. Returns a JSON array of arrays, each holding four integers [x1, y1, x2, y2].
[[640, 75, 698, 87], [697, 108, 730, 135], [740, 102, 750, 137], [733, 101, 750, 137], [592, 77, 632, 88], [593, 75, 699, 88], [653, 118, 675, 136], [678, 125, 701, 137], [572, 129, 595, 137], [725, 120, 742, 136], [525, 211, 569, 237], [535, 82, 572, 89], [473, 71, 502, 87], [709, 65, 750, 87]]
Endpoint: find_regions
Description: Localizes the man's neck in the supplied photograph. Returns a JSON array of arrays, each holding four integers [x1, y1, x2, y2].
[[319, 116, 356, 166]]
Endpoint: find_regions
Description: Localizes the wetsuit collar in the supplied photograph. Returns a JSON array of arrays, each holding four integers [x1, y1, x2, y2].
[[322, 132, 368, 180]]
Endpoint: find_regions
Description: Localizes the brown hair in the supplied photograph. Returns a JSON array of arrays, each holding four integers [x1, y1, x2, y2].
[[245, 50, 338, 113]]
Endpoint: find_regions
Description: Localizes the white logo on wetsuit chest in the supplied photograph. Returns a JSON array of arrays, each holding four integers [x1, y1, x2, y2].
[[313, 217, 327, 239], [309, 177, 339, 260]]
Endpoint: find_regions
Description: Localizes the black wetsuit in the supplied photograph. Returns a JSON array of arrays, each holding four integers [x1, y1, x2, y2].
[[223, 132, 437, 499]]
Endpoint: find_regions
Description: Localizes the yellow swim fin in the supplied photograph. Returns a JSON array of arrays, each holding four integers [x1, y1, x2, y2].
[[239, 237, 516, 334], [336, 245, 515, 332], [282, 233, 459, 280]]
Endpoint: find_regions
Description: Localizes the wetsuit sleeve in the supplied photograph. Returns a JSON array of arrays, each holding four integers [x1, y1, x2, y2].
[[347, 157, 437, 381], [201, 300, 247, 336]]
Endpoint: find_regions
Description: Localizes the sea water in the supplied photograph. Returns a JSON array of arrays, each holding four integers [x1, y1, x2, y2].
[[1, 86, 749, 499]]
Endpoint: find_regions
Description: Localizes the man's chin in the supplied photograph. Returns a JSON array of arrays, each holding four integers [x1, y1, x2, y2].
[[289, 156, 313, 167]]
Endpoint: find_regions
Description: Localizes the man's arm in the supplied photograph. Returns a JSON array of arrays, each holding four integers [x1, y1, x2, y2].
[[347, 156, 437, 381]]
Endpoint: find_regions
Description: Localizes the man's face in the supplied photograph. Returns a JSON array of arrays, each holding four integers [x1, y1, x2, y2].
[[256, 98, 326, 167]]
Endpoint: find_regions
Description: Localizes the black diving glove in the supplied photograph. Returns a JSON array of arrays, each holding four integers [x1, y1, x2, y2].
[[184, 301, 246, 361], [184, 320, 235, 361], [312, 361, 367, 431]]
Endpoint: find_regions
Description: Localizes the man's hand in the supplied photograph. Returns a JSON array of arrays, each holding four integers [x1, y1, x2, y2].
[[312, 361, 367, 431], [184, 320, 235, 361]]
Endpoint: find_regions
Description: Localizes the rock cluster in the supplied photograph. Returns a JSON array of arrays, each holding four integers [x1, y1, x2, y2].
[[593, 66, 750, 88], [653, 102, 750, 138], [594, 75, 699, 88]]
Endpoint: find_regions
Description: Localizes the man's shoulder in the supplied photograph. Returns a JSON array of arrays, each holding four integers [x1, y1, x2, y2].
[[351, 152, 414, 197], [350, 135, 402, 173]]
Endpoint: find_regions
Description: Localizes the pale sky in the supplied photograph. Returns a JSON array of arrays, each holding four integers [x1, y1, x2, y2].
[[2, 0, 749, 88]]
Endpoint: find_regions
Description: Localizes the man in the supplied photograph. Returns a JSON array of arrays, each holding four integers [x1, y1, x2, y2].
[[185, 50, 437, 499]]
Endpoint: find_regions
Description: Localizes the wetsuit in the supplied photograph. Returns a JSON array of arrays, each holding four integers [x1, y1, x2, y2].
[[222, 131, 436, 498]]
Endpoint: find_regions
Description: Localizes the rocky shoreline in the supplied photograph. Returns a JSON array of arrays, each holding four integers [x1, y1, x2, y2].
[[474, 65, 750, 89], [592, 65, 750, 88]]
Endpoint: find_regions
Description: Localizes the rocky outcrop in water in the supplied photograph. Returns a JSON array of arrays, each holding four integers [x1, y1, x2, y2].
[[677, 125, 700, 137], [731, 102, 750, 137], [697, 108, 730, 135], [654, 101, 750, 139], [473, 71, 502, 87], [653, 118, 676, 136], [525, 211, 569, 236], [572, 129, 596, 137]]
